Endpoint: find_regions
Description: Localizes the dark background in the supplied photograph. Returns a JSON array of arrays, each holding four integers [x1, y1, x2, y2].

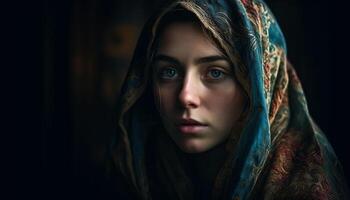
[[9, 0, 349, 198]]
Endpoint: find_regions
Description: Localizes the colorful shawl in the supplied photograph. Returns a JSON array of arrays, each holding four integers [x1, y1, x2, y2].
[[110, 0, 349, 199]]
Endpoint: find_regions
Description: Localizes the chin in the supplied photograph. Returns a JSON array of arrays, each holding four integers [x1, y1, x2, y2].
[[177, 140, 212, 154]]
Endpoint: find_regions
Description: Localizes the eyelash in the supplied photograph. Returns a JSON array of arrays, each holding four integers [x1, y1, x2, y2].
[[158, 67, 179, 80], [205, 68, 226, 80], [156, 67, 230, 82]]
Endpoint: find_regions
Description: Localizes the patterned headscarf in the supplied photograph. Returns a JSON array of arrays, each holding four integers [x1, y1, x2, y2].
[[111, 0, 349, 199]]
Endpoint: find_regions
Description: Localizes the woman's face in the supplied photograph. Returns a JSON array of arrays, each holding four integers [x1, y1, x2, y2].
[[153, 22, 246, 153]]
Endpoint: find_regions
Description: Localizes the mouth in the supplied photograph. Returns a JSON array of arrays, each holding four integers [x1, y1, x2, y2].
[[176, 118, 208, 134]]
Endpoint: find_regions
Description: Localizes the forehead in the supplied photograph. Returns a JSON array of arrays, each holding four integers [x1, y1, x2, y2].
[[156, 22, 223, 57]]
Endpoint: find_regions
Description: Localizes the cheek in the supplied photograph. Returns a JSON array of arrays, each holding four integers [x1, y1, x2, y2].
[[206, 82, 245, 124], [153, 83, 178, 115]]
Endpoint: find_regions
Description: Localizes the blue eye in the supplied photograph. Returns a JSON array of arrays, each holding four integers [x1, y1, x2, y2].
[[207, 69, 224, 79], [160, 67, 178, 79]]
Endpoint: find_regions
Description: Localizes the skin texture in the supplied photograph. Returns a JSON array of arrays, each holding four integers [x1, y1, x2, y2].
[[153, 22, 246, 154]]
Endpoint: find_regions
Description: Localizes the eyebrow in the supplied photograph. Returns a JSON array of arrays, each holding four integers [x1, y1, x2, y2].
[[153, 54, 229, 65]]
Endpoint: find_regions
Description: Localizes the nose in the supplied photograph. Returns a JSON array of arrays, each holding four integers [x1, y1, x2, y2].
[[178, 74, 201, 109]]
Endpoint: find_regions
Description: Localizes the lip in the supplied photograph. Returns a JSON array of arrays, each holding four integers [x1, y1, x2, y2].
[[176, 118, 208, 134], [177, 118, 206, 125]]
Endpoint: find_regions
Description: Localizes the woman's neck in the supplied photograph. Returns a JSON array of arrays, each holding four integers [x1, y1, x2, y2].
[[178, 142, 229, 189]]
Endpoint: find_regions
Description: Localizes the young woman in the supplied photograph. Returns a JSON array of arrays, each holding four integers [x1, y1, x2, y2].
[[108, 0, 349, 199]]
